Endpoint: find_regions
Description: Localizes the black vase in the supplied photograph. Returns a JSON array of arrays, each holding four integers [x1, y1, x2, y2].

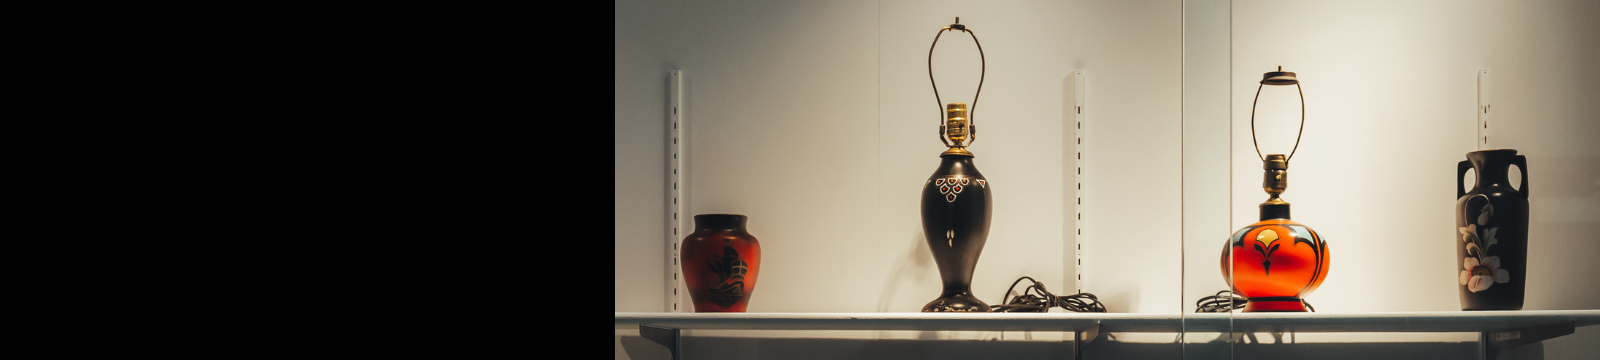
[[1456, 149, 1529, 310], [920, 154, 992, 312]]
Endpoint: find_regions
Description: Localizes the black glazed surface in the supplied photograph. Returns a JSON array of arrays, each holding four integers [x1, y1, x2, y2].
[[920, 154, 993, 312], [1456, 149, 1529, 310]]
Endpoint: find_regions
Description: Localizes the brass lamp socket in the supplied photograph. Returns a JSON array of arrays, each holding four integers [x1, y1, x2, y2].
[[1262, 154, 1288, 197], [942, 103, 973, 156], [1264, 154, 1288, 170], [1260, 154, 1291, 220]]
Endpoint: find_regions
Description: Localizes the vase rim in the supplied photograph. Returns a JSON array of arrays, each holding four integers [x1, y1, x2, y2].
[[1467, 149, 1518, 154], [693, 214, 749, 231]]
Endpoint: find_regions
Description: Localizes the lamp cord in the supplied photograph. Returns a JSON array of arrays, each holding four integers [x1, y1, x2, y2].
[[1195, 290, 1315, 313], [990, 276, 1106, 313]]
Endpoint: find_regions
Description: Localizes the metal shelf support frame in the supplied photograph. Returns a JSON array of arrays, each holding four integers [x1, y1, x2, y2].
[[1479, 320, 1574, 360], [638, 323, 1103, 360]]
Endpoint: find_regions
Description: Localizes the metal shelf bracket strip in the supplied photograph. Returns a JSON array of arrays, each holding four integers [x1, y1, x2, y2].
[[1480, 320, 1574, 360], [1076, 323, 1100, 360], [641, 324, 681, 360]]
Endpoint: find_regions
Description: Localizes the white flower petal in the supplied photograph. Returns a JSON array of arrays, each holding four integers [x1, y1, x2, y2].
[[1460, 270, 1471, 285], [1483, 256, 1500, 269], [1494, 269, 1510, 283], [1464, 257, 1480, 270], [1478, 212, 1489, 225], [1469, 275, 1493, 292]]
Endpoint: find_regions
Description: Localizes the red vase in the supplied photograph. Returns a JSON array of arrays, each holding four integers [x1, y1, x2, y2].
[[681, 214, 762, 312]]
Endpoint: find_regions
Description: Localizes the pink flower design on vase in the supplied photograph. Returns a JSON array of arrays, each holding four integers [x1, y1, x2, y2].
[[1458, 195, 1506, 292], [1459, 256, 1510, 292]]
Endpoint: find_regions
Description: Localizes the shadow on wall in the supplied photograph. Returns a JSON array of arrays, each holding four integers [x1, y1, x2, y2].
[[1098, 284, 1139, 313], [877, 229, 934, 313], [1523, 155, 1600, 312]]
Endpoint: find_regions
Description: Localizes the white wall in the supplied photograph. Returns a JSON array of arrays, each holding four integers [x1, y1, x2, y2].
[[617, 0, 1597, 358], [617, 0, 1185, 317], [1064, 0, 1185, 315], [1229, 0, 1599, 314], [1182, 0, 1233, 314], [617, 2, 1185, 358], [1227, 0, 1600, 358]]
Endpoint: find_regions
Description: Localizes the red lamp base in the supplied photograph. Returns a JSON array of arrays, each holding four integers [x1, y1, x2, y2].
[[1244, 297, 1307, 312]]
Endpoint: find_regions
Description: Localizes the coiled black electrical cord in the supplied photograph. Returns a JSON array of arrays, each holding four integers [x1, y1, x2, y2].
[[1195, 290, 1248, 313], [1195, 290, 1315, 313], [990, 276, 1106, 313]]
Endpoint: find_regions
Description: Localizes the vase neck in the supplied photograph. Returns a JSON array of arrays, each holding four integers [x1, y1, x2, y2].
[[1467, 149, 1517, 189], [933, 154, 984, 178]]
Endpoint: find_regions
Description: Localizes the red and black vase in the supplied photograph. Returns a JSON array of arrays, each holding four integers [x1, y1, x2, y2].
[[681, 214, 762, 312]]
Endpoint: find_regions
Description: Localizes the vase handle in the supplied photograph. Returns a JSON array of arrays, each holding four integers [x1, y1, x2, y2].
[[1457, 160, 1471, 199], [1513, 155, 1529, 197]]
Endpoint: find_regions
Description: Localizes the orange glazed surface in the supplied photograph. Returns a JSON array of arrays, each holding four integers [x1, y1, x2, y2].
[[1222, 219, 1330, 304]]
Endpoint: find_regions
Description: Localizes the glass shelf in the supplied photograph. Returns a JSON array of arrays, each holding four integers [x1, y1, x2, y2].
[[617, 310, 1599, 333], [618, 311, 1598, 360]]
